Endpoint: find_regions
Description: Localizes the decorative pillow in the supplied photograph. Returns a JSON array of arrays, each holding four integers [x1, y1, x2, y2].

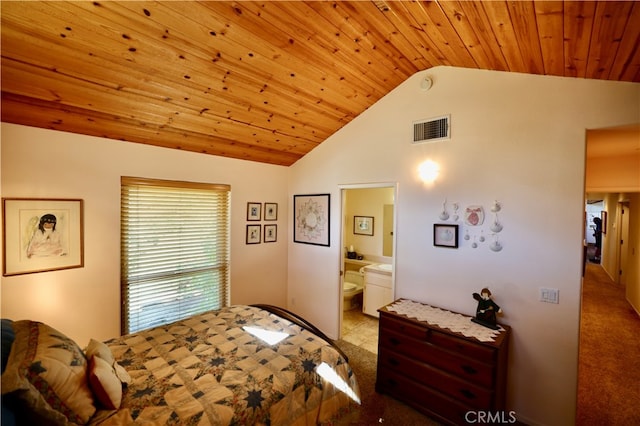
[[1, 320, 96, 424], [85, 339, 113, 364], [85, 339, 131, 385], [88, 356, 121, 410]]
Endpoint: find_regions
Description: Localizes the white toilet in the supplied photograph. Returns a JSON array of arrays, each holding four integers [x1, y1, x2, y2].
[[343, 270, 364, 311]]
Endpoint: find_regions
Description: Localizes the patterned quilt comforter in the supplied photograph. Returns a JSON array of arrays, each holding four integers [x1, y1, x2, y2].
[[91, 305, 359, 425]]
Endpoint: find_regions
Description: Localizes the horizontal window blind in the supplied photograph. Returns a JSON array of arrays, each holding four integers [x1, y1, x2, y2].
[[121, 177, 230, 334]]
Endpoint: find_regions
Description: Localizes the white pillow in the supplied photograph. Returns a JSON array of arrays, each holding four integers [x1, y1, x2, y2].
[[88, 355, 122, 410], [85, 338, 131, 384]]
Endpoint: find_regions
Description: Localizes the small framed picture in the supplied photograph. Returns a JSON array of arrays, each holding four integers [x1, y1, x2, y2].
[[3, 198, 84, 276], [353, 216, 374, 236], [434, 223, 459, 248], [246, 224, 261, 244], [264, 224, 277, 243], [601, 211, 607, 234], [264, 203, 278, 221], [247, 202, 261, 221]]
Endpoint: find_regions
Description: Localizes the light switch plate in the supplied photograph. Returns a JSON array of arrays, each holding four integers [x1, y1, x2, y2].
[[540, 287, 559, 304]]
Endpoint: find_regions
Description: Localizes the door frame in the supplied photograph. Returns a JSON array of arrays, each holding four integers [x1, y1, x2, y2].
[[337, 182, 398, 338], [615, 201, 630, 286]]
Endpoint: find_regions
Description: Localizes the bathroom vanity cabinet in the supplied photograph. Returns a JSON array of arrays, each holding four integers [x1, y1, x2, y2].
[[376, 299, 510, 425], [362, 266, 393, 317], [343, 258, 373, 272]]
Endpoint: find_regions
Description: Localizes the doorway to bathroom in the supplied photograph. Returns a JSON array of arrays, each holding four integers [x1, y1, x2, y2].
[[338, 183, 397, 350]]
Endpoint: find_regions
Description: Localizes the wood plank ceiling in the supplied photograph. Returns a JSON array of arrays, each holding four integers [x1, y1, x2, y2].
[[2, 1, 639, 166]]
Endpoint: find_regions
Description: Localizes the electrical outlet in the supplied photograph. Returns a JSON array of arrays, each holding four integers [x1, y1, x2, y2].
[[539, 287, 559, 304]]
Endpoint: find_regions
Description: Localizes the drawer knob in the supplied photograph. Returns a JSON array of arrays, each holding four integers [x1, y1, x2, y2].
[[389, 337, 400, 345], [462, 365, 478, 375], [389, 357, 400, 366], [460, 389, 476, 400]]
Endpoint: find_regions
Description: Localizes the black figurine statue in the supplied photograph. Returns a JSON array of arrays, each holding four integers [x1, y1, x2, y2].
[[471, 288, 502, 330]]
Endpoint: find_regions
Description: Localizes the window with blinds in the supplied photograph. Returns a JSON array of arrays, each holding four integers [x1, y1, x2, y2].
[[121, 177, 230, 334]]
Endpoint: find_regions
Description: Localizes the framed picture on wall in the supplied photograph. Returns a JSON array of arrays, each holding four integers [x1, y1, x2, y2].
[[247, 202, 261, 221], [264, 224, 277, 243], [601, 211, 607, 234], [433, 223, 459, 248], [264, 203, 278, 221], [2, 198, 84, 276], [246, 224, 261, 244], [354, 216, 374, 236], [293, 194, 330, 246]]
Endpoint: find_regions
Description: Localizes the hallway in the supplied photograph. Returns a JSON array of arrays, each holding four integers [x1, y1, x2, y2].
[[577, 263, 640, 424]]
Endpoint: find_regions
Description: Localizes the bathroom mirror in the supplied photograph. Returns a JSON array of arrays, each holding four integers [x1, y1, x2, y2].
[[343, 187, 394, 258]]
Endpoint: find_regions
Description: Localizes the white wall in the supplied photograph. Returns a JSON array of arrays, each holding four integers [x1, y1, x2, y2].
[[1, 124, 289, 345], [287, 66, 640, 426]]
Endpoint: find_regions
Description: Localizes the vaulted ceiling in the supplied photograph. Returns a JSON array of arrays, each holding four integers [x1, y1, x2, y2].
[[2, 1, 639, 166]]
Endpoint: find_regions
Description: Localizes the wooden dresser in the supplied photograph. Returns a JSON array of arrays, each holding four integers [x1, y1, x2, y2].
[[376, 299, 510, 425]]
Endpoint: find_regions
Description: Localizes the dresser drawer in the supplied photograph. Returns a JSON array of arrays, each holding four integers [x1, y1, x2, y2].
[[379, 328, 495, 388], [380, 314, 427, 340], [380, 314, 497, 363], [429, 329, 496, 363], [376, 369, 472, 425], [379, 347, 493, 408]]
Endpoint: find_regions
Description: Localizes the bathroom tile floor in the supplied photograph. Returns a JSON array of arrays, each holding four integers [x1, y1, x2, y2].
[[341, 308, 379, 354]]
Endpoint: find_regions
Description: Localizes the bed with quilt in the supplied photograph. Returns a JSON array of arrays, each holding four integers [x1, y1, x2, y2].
[[1, 305, 360, 425]]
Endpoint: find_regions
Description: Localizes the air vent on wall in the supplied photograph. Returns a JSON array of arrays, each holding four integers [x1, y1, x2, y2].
[[412, 115, 450, 144]]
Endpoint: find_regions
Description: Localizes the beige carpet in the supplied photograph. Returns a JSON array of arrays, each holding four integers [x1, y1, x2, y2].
[[577, 263, 640, 425]]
